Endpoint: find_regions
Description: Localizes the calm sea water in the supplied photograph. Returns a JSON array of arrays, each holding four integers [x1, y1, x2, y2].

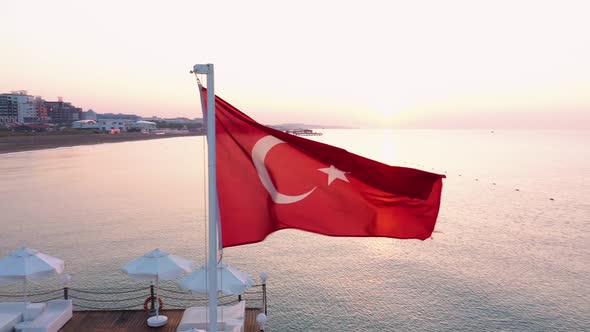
[[0, 130, 588, 331]]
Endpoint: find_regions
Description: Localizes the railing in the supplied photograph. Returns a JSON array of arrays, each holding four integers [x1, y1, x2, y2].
[[0, 282, 267, 314]]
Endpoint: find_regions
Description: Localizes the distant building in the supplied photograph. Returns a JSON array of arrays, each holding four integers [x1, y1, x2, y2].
[[131, 120, 157, 132], [95, 113, 142, 132], [14, 92, 36, 123], [162, 117, 191, 124], [46, 99, 83, 126], [97, 119, 133, 132], [9, 123, 50, 132], [142, 116, 202, 125], [0, 91, 37, 123], [0, 94, 18, 125], [72, 119, 99, 129], [92, 119, 158, 133], [143, 116, 162, 121], [166, 117, 202, 124], [83, 109, 98, 121], [33, 97, 49, 123], [98, 113, 140, 121]]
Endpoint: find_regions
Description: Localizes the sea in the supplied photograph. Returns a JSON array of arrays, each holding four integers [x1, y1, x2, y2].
[[0, 129, 588, 331]]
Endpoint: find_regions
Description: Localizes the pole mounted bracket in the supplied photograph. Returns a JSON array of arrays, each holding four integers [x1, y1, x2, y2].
[[192, 64, 213, 74]]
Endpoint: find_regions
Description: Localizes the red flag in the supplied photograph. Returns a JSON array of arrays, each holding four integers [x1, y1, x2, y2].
[[201, 88, 444, 247]]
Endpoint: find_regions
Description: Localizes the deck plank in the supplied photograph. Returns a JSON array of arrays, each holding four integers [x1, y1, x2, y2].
[[59, 309, 261, 332]]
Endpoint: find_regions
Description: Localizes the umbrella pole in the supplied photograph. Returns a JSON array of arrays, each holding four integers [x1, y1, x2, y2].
[[155, 275, 160, 318], [23, 279, 27, 303]]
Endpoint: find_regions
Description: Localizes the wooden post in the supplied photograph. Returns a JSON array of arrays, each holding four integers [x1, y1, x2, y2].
[[150, 284, 156, 311], [263, 283, 267, 315]]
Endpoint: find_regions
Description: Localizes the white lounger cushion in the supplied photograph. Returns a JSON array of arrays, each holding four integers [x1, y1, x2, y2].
[[19, 300, 72, 332], [0, 302, 46, 322], [0, 312, 22, 332], [178, 322, 241, 332], [0, 302, 27, 314], [0, 302, 28, 332], [24, 303, 46, 321], [177, 301, 245, 332]]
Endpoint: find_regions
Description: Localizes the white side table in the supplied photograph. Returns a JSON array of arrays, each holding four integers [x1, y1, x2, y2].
[[147, 315, 168, 327]]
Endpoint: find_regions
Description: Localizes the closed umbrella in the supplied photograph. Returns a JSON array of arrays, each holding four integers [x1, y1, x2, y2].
[[178, 262, 253, 296], [0, 248, 65, 303], [121, 248, 195, 327]]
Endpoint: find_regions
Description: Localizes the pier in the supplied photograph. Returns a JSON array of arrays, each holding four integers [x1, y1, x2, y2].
[[61, 308, 262, 331], [284, 129, 323, 136], [1, 283, 267, 331]]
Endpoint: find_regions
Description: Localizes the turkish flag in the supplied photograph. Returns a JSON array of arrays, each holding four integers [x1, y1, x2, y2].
[[201, 88, 445, 247]]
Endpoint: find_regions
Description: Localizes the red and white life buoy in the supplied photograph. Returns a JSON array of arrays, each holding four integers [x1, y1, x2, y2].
[[144, 296, 164, 311]]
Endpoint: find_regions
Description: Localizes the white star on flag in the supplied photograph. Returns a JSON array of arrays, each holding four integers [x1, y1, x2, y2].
[[318, 165, 349, 185]]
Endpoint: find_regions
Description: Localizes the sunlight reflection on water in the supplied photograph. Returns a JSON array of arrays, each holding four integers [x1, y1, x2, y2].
[[0, 130, 588, 331]]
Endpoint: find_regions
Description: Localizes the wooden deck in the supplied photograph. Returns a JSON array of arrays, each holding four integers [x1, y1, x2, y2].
[[59, 309, 262, 332]]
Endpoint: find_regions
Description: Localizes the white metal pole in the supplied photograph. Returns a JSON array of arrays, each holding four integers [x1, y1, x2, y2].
[[155, 275, 160, 318], [23, 279, 27, 303], [194, 63, 218, 332]]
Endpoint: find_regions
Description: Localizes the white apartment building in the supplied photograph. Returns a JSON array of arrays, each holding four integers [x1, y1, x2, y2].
[[0, 91, 37, 124], [12, 91, 36, 123], [97, 118, 133, 132]]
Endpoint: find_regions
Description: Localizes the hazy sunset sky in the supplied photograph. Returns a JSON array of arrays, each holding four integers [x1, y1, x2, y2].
[[1, 0, 589, 128]]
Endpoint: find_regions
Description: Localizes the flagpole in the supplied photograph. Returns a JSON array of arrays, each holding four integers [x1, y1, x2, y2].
[[193, 63, 218, 332]]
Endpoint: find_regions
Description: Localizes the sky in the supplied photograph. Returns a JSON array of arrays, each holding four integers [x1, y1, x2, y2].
[[1, 0, 589, 129]]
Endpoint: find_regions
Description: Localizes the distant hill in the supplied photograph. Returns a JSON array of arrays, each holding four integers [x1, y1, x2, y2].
[[269, 123, 358, 130]]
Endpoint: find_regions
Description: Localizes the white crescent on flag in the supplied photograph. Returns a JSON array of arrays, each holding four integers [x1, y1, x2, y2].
[[251, 135, 317, 204]]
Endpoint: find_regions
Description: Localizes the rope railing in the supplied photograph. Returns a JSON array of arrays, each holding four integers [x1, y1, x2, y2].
[[157, 294, 207, 302], [0, 289, 62, 297], [68, 287, 146, 294], [44, 295, 67, 301], [69, 294, 148, 303], [0, 283, 268, 313], [0, 289, 65, 304], [157, 302, 186, 309], [156, 286, 191, 294]]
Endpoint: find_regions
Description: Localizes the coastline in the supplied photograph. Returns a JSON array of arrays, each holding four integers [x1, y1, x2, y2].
[[0, 132, 201, 154]]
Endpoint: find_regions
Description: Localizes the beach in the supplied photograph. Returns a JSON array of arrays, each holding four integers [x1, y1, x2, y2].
[[0, 132, 200, 154]]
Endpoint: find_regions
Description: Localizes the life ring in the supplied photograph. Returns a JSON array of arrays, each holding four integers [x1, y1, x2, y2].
[[144, 296, 164, 311]]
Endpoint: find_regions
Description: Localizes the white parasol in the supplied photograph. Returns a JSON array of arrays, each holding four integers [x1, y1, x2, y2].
[[0, 247, 65, 303], [178, 262, 253, 296], [121, 248, 195, 327]]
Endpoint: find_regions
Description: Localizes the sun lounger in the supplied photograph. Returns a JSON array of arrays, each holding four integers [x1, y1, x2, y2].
[[23, 303, 46, 322], [0, 302, 47, 332], [177, 322, 241, 332], [0, 302, 27, 313], [16, 300, 72, 332], [0, 302, 25, 332], [0, 312, 22, 332], [176, 300, 245, 332]]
